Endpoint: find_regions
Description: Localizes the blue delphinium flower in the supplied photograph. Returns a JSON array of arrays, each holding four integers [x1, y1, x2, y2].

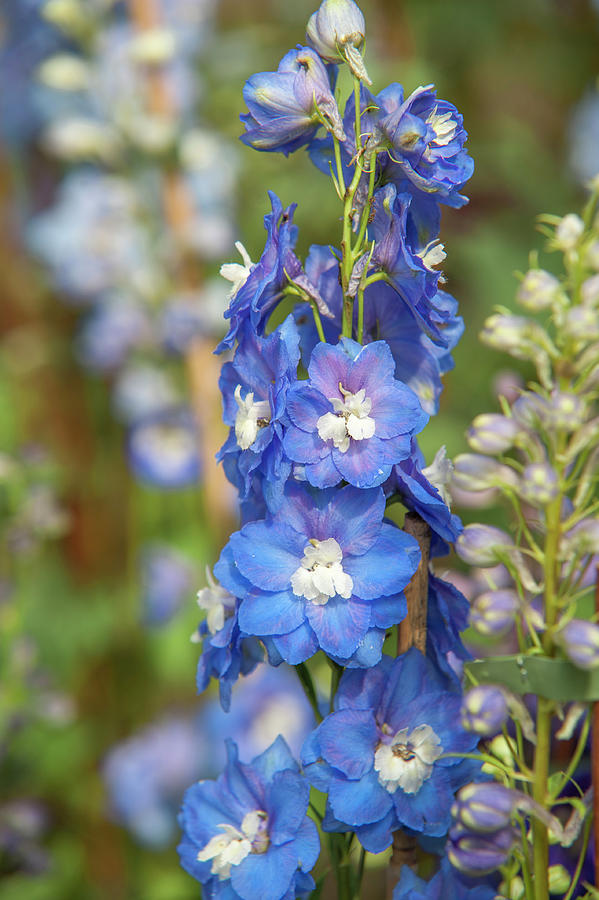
[[194, 549, 263, 711], [227, 482, 419, 663], [393, 855, 496, 900], [127, 407, 201, 488], [75, 295, 152, 372], [219, 316, 300, 510], [103, 715, 209, 848], [140, 543, 194, 626], [201, 664, 316, 767], [178, 737, 319, 900], [371, 83, 473, 208], [284, 338, 427, 488], [217, 193, 299, 353], [240, 46, 345, 155], [426, 574, 471, 684], [302, 648, 479, 852]]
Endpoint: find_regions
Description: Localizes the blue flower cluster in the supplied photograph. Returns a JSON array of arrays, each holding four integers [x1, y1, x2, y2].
[[180, 2, 490, 897]]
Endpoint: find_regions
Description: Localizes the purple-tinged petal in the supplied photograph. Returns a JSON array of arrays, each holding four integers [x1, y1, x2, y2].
[[272, 621, 319, 664], [317, 709, 377, 779], [328, 769, 393, 826], [305, 595, 371, 657], [230, 843, 299, 900], [344, 526, 420, 599], [238, 589, 305, 636]]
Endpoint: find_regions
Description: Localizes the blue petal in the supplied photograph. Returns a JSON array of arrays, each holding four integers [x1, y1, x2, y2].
[[231, 843, 299, 900], [294, 817, 320, 872], [272, 621, 319, 664], [286, 384, 330, 431], [369, 593, 407, 629], [231, 522, 304, 591], [328, 769, 393, 826], [267, 769, 309, 844], [344, 526, 420, 599], [392, 767, 453, 836], [305, 595, 371, 657], [333, 437, 392, 488], [252, 735, 298, 785], [238, 589, 305, 636], [284, 424, 326, 464], [355, 808, 397, 853], [317, 709, 377, 779]]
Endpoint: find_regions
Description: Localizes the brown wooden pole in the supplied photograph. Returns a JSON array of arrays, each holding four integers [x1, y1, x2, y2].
[[127, 0, 234, 546], [386, 511, 431, 899]]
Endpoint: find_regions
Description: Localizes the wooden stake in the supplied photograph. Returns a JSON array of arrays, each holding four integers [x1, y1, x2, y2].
[[386, 512, 432, 899]]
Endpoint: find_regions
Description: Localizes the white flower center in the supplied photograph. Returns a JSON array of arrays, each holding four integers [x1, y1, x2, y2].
[[197, 810, 268, 880], [418, 239, 446, 270], [422, 445, 453, 507], [234, 385, 271, 450], [220, 241, 254, 299], [290, 537, 353, 605], [426, 107, 458, 147], [196, 566, 237, 635], [316, 383, 375, 453], [374, 724, 443, 795]]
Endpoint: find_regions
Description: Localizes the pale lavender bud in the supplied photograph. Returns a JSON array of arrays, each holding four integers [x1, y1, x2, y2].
[[517, 269, 562, 311], [585, 241, 599, 272], [452, 454, 519, 492], [555, 214, 584, 250], [469, 589, 519, 637], [461, 685, 509, 736], [448, 821, 517, 876], [557, 618, 599, 670], [512, 392, 550, 430], [467, 414, 520, 455], [306, 0, 371, 83], [582, 274, 599, 306], [456, 525, 515, 567], [493, 370, 524, 405], [548, 391, 586, 430], [520, 462, 559, 507], [480, 315, 555, 361], [452, 783, 518, 833], [563, 306, 599, 341], [563, 518, 599, 555]]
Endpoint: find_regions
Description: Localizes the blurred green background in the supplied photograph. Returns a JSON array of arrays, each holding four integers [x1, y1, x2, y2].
[[0, 0, 597, 897]]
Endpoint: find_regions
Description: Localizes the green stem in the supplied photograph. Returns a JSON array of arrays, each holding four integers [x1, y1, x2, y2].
[[357, 288, 365, 344], [333, 136, 346, 195], [310, 301, 326, 343], [531, 697, 551, 900], [295, 663, 323, 723], [354, 847, 366, 899]]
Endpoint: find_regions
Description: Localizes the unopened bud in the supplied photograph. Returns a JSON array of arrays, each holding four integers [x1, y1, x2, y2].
[[555, 214, 584, 250], [585, 240, 599, 272], [520, 462, 559, 507], [452, 783, 518, 833], [562, 518, 599, 556], [43, 118, 121, 163], [452, 454, 519, 493], [548, 391, 586, 430], [42, 0, 87, 35], [469, 590, 519, 637], [129, 29, 176, 65], [467, 414, 520, 455], [582, 274, 599, 306], [306, 0, 371, 83], [461, 685, 509, 736], [556, 618, 599, 670], [37, 54, 90, 91], [563, 306, 599, 341], [517, 269, 562, 311], [548, 865, 571, 894], [448, 821, 517, 876], [456, 525, 515, 567], [512, 392, 549, 430]]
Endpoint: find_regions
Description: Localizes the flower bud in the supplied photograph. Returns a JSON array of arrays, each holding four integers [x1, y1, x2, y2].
[[563, 306, 599, 341], [562, 517, 599, 555], [511, 392, 549, 430], [37, 54, 90, 91], [129, 29, 176, 65], [517, 269, 562, 311], [555, 214, 584, 250], [448, 821, 517, 876], [548, 865, 571, 895], [452, 783, 518, 833], [456, 525, 515, 567], [520, 462, 559, 507], [42, 0, 88, 35], [467, 414, 520, 455], [557, 618, 599, 670], [469, 589, 519, 637], [452, 454, 519, 493], [43, 118, 121, 163], [585, 240, 599, 272], [582, 274, 599, 306], [306, 0, 371, 83], [548, 391, 586, 430], [461, 685, 509, 736], [480, 314, 556, 361]]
